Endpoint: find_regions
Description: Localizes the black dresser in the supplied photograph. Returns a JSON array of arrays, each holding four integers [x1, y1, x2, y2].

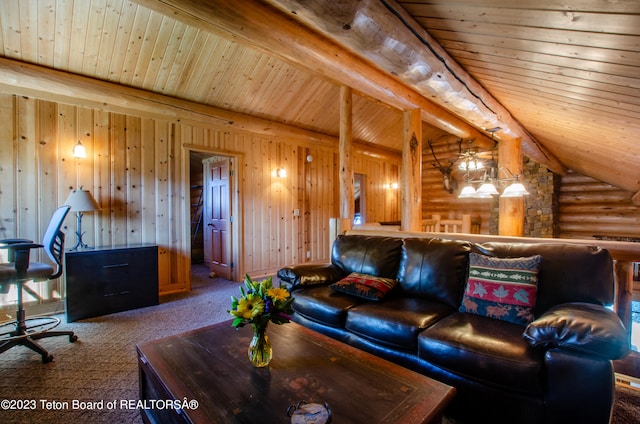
[[65, 244, 159, 322]]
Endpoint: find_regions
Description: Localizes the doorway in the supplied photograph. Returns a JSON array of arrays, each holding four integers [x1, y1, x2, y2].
[[354, 173, 366, 225], [188, 150, 239, 282], [203, 157, 232, 280]]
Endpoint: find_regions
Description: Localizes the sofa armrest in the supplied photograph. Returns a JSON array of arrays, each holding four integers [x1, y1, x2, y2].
[[276, 264, 345, 292], [544, 348, 615, 423], [523, 302, 630, 360]]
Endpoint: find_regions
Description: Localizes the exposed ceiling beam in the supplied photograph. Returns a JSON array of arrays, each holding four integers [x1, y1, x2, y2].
[[0, 57, 401, 160], [134, 0, 498, 152], [264, 0, 566, 174], [136, 0, 565, 174], [0, 57, 334, 146]]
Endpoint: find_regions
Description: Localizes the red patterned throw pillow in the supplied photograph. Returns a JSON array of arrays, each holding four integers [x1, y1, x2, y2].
[[330, 272, 398, 301], [459, 253, 541, 326]]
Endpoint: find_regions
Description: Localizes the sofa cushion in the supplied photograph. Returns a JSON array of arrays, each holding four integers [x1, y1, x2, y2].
[[459, 253, 541, 326], [330, 272, 398, 301], [331, 235, 403, 279], [418, 312, 545, 396], [398, 238, 472, 308], [345, 297, 454, 350], [292, 286, 365, 328], [478, 242, 614, 315]]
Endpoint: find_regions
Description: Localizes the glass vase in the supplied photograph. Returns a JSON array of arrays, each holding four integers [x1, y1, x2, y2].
[[248, 322, 272, 367]]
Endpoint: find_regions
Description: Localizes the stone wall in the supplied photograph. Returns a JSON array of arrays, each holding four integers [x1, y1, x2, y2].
[[489, 157, 559, 237], [523, 158, 560, 237]]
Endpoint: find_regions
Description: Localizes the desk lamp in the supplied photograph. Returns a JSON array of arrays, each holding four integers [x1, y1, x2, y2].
[[64, 187, 100, 250]]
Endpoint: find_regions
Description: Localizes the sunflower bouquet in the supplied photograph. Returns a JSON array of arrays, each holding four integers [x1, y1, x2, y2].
[[229, 274, 294, 328]]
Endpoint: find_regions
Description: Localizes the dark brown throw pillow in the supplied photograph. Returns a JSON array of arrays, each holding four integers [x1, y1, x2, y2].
[[330, 272, 398, 301]]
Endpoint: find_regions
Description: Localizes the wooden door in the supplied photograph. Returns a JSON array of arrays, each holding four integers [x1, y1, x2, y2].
[[204, 158, 232, 280]]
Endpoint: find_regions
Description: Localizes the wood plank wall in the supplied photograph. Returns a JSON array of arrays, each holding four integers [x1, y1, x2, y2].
[[0, 93, 401, 293], [354, 153, 401, 224], [6, 92, 636, 294]]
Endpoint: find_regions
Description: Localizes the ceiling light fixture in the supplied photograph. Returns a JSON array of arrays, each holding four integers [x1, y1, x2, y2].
[[457, 140, 484, 171], [458, 128, 529, 199]]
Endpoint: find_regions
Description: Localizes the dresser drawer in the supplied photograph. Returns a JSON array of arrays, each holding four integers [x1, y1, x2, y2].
[[65, 245, 159, 322]]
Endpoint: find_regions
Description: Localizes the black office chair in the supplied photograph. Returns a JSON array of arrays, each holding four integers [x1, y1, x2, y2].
[[0, 205, 78, 363]]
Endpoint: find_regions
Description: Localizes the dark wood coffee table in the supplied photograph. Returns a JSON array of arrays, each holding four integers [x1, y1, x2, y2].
[[136, 321, 455, 424]]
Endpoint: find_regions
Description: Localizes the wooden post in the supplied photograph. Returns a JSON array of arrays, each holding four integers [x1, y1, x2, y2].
[[339, 86, 354, 227], [498, 137, 525, 236], [401, 109, 422, 232], [614, 260, 633, 341], [461, 214, 472, 233]]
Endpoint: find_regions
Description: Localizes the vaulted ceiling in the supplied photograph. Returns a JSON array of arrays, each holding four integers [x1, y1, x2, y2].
[[0, 0, 638, 197], [401, 0, 640, 194]]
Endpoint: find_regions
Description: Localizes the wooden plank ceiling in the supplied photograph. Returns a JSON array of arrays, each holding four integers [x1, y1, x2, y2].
[[0, 0, 638, 194], [399, 0, 640, 194]]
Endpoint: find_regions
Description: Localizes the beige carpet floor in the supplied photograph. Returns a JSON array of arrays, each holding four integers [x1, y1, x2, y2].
[[0, 264, 239, 424], [0, 264, 638, 424]]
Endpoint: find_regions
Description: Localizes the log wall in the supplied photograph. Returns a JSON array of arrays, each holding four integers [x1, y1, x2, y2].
[[424, 159, 640, 242], [559, 171, 640, 240], [0, 93, 401, 294], [421, 139, 492, 233]]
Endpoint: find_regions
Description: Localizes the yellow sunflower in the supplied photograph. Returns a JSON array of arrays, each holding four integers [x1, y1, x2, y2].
[[234, 293, 265, 319], [266, 287, 290, 303]]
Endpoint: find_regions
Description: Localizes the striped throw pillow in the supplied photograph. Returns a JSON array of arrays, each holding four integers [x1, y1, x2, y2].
[[459, 253, 541, 326]]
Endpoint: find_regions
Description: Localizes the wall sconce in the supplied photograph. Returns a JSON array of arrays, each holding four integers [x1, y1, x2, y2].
[[64, 187, 101, 250], [73, 140, 87, 158], [275, 168, 287, 178], [385, 182, 399, 190]]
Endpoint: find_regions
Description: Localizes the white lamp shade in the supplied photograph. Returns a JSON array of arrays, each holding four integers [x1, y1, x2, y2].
[[474, 191, 494, 199], [476, 182, 499, 196], [458, 185, 477, 198], [501, 182, 530, 197], [73, 141, 87, 158], [64, 188, 100, 212]]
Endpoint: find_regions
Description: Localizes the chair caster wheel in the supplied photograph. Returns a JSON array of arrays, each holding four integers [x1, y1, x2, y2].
[[69, 334, 78, 342], [42, 354, 54, 363]]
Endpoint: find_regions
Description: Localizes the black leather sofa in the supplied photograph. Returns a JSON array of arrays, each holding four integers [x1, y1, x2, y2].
[[277, 234, 630, 424]]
